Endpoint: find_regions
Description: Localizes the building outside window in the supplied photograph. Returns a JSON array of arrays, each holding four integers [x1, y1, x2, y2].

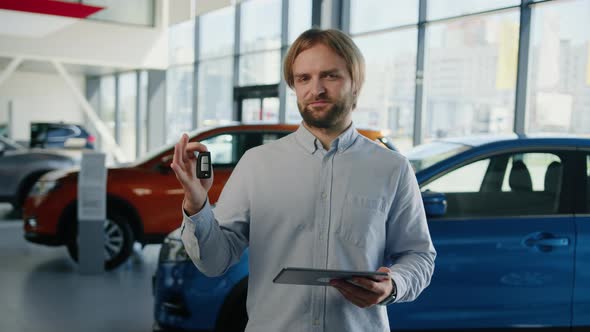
[[198, 6, 235, 128], [166, 19, 195, 143], [526, 0, 590, 135]]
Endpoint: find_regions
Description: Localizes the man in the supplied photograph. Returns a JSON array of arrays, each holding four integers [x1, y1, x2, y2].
[[170, 29, 436, 332]]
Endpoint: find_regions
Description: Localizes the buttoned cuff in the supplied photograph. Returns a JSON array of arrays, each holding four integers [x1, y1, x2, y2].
[[181, 199, 215, 240]]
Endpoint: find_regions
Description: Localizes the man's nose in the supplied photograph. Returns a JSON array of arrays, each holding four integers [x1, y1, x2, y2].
[[310, 78, 326, 97]]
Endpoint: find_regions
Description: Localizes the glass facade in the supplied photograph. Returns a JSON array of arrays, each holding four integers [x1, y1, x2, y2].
[[288, 0, 312, 43], [427, 0, 519, 20], [169, 19, 195, 66], [118, 72, 137, 160], [354, 29, 418, 151], [197, 58, 234, 127], [239, 0, 282, 53], [526, 0, 590, 135], [84, 0, 154, 26], [99, 75, 116, 140], [423, 10, 519, 141], [166, 65, 194, 143], [238, 51, 281, 86], [199, 7, 235, 60], [350, 0, 417, 34], [88, 0, 590, 161]]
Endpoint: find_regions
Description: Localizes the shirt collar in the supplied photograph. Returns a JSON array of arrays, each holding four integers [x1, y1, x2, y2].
[[295, 122, 359, 154]]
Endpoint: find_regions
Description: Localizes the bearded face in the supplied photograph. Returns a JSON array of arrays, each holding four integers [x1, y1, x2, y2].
[[292, 44, 357, 131], [297, 91, 354, 129]]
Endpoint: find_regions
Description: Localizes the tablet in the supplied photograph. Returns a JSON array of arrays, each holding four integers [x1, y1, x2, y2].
[[272, 267, 389, 286]]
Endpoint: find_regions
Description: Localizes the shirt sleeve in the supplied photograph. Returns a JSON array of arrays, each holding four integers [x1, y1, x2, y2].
[[180, 151, 252, 277], [385, 158, 437, 303]]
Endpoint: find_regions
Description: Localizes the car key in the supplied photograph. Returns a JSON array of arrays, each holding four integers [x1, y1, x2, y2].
[[196, 151, 211, 179]]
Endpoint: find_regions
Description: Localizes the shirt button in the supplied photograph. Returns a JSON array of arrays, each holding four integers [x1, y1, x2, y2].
[[313, 319, 320, 326], [321, 193, 328, 200]]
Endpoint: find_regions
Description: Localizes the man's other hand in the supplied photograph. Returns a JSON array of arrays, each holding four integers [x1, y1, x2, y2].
[[330, 267, 393, 308]]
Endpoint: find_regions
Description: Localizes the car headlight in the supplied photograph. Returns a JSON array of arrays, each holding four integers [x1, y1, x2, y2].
[[29, 180, 59, 197], [159, 237, 189, 262]]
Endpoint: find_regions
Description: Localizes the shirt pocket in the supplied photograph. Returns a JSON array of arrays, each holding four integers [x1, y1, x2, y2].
[[336, 193, 388, 248]]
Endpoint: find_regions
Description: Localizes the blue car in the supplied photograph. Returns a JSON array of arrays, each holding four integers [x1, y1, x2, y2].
[[153, 135, 590, 331]]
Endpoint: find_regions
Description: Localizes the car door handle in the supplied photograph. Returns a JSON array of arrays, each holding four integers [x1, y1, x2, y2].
[[526, 238, 569, 247], [523, 232, 570, 252]]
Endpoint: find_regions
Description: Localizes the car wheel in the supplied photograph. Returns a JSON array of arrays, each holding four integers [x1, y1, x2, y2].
[[66, 210, 135, 270], [215, 277, 248, 332]]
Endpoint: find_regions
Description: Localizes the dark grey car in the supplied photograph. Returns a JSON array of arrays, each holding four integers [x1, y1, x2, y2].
[[0, 135, 79, 212]]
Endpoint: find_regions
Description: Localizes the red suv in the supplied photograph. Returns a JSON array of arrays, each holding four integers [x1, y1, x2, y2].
[[23, 124, 395, 269]]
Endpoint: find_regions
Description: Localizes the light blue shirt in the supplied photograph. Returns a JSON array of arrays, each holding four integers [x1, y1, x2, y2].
[[181, 123, 436, 332]]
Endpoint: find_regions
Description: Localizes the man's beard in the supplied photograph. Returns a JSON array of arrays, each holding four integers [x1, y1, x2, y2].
[[298, 95, 353, 129]]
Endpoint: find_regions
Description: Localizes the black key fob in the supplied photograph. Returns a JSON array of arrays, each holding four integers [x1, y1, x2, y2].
[[196, 151, 211, 179]]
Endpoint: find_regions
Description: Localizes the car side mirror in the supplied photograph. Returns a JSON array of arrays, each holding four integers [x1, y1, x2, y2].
[[0, 142, 5, 156], [422, 190, 447, 218]]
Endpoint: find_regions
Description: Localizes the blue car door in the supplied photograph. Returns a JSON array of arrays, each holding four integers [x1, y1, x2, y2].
[[389, 149, 576, 331], [573, 150, 590, 328]]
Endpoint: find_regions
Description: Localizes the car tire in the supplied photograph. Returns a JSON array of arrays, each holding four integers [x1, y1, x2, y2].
[[215, 277, 248, 332], [66, 210, 135, 271]]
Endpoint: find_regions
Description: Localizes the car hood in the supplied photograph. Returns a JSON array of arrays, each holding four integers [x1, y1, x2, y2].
[[39, 161, 141, 182], [3, 148, 83, 160]]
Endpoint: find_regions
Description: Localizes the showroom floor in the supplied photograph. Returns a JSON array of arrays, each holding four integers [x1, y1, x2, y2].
[[0, 204, 159, 332]]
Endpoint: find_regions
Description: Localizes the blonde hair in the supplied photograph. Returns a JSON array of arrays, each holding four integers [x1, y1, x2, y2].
[[283, 29, 365, 106]]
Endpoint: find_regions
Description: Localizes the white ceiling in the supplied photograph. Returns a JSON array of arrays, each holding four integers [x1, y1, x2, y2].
[[0, 9, 79, 38]]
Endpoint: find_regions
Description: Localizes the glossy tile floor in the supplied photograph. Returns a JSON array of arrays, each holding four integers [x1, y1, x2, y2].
[[0, 204, 160, 332]]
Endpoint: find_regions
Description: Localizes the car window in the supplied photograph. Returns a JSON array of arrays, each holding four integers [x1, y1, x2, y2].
[[500, 153, 561, 192], [201, 134, 235, 165], [422, 152, 564, 218], [406, 141, 472, 172], [586, 154, 590, 212], [200, 132, 286, 166], [47, 126, 75, 139], [422, 159, 490, 193]]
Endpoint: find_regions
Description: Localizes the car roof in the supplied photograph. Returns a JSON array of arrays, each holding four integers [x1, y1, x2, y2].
[[438, 134, 590, 147]]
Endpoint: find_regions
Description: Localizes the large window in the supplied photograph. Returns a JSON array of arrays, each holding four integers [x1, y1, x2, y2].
[[239, 51, 281, 86], [118, 72, 137, 160], [84, 0, 154, 26], [167, 19, 196, 143], [526, 0, 590, 135], [238, 0, 282, 86], [240, 0, 281, 53], [138, 70, 148, 157], [169, 19, 195, 66], [354, 29, 417, 152], [166, 65, 194, 143], [198, 58, 234, 127], [423, 10, 519, 141], [288, 0, 312, 43], [99, 75, 116, 140], [350, 0, 417, 34], [427, 0, 519, 21], [199, 6, 235, 59], [198, 6, 235, 128]]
